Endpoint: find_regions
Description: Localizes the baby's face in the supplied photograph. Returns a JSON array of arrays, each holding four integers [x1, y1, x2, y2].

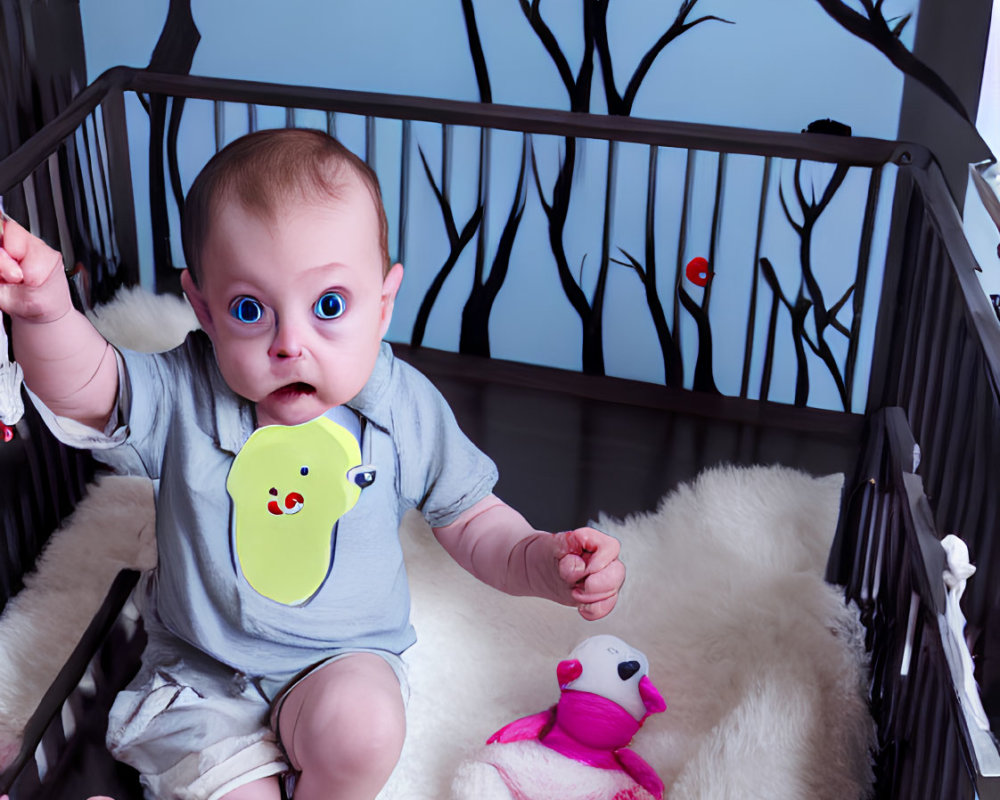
[[189, 175, 402, 427]]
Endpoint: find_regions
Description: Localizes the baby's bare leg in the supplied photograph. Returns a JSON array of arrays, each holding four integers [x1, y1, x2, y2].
[[220, 776, 282, 800], [277, 653, 405, 800]]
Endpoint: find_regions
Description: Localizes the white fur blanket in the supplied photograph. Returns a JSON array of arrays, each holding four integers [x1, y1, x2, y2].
[[0, 466, 874, 799]]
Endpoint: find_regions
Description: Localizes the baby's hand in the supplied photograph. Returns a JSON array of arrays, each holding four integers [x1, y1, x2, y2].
[[0, 215, 72, 323], [554, 527, 625, 620]]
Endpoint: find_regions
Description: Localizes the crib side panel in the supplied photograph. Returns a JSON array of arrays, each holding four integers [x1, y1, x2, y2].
[[0, 401, 93, 616], [0, 81, 139, 615], [866, 161, 1000, 736], [839, 408, 1000, 799], [0, 571, 145, 800]]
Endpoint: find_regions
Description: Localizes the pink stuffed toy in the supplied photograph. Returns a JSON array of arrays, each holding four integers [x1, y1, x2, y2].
[[452, 635, 666, 800]]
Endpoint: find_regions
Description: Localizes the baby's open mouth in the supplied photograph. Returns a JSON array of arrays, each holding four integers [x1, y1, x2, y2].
[[273, 382, 316, 398]]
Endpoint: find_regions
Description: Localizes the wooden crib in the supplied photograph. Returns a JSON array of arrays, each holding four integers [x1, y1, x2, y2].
[[0, 66, 997, 799]]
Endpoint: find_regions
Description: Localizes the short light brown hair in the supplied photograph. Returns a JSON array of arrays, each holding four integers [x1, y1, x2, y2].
[[181, 128, 391, 283]]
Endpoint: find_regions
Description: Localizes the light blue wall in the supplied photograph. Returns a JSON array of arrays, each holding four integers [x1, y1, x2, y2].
[[78, 1, 918, 411], [82, 0, 915, 136]]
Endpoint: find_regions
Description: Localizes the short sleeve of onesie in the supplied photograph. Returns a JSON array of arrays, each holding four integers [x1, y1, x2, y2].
[[25, 344, 171, 478], [26, 332, 247, 480], [352, 349, 498, 529]]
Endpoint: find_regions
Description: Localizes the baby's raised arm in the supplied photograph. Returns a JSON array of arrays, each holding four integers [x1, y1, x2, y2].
[[432, 494, 625, 620], [0, 216, 118, 431]]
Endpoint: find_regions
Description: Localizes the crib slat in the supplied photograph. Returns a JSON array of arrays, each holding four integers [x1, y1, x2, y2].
[[0, 570, 144, 797]]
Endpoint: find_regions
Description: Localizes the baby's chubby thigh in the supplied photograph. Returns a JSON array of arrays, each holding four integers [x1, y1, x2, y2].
[[275, 653, 406, 797]]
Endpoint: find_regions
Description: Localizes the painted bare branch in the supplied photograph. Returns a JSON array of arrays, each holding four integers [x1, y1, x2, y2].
[[593, 0, 732, 115], [760, 249, 849, 408], [450, 4, 533, 357], [460, 0, 493, 103], [814, 0, 971, 123], [611, 144, 683, 386], [520, 0, 725, 375], [771, 160, 854, 408], [781, 160, 849, 332], [147, 0, 200, 294], [459, 135, 530, 356], [518, 0, 584, 107], [677, 285, 720, 393], [739, 157, 773, 399], [760, 257, 814, 406], [614, 248, 684, 386], [530, 138, 603, 371], [411, 144, 484, 348]]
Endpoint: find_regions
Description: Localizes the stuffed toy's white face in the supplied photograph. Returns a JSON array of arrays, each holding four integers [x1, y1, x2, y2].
[[561, 635, 652, 721]]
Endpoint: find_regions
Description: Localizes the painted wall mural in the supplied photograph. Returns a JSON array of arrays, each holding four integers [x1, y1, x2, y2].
[[73, 0, 969, 412]]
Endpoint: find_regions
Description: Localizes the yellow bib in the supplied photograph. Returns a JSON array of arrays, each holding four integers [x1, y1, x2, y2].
[[227, 415, 363, 605]]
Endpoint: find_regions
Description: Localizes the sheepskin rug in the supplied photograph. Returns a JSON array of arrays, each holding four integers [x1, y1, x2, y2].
[[0, 288, 874, 797], [397, 466, 875, 800], [0, 466, 874, 799]]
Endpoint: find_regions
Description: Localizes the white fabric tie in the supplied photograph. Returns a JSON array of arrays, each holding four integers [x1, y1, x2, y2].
[[0, 313, 24, 428], [0, 198, 25, 429], [941, 534, 990, 732]]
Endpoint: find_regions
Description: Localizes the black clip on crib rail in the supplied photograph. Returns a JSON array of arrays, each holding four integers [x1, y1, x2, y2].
[[839, 408, 1000, 800]]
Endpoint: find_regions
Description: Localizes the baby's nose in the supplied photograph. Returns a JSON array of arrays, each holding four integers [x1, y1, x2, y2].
[[269, 318, 304, 359]]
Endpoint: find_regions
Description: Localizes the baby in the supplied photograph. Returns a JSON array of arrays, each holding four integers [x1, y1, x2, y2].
[[0, 128, 625, 800]]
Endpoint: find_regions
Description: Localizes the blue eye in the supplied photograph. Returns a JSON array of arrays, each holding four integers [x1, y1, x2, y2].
[[229, 296, 263, 324], [315, 291, 346, 320]]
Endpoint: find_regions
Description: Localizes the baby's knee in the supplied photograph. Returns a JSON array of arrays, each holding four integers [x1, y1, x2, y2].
[[300, 691, 405, 779], [338, 701, 405, 773], [281, 655, 406, 781]]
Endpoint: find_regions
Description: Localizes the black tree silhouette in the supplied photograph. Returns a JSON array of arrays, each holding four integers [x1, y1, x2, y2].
[[814, 0, 971, 124], [409, 139, 484, 349], [593, 0, 731, 117], [457, 0, 531, 357], [611, 146, 685, 388], [759, 160, 856, 408], [410, 0, 531, 357], [146, 0, 200, 295], [521, 0, 728, 375], [459, 136, 530, 356]]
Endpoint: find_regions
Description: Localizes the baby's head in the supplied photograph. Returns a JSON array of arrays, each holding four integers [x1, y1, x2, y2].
[[179, 128, 404, 427], [182, 127, 391, 283]]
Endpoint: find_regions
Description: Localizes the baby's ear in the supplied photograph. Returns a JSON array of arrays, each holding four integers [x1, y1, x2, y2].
[[180, 269, 215, 336], [378, 263, 404, 338]]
